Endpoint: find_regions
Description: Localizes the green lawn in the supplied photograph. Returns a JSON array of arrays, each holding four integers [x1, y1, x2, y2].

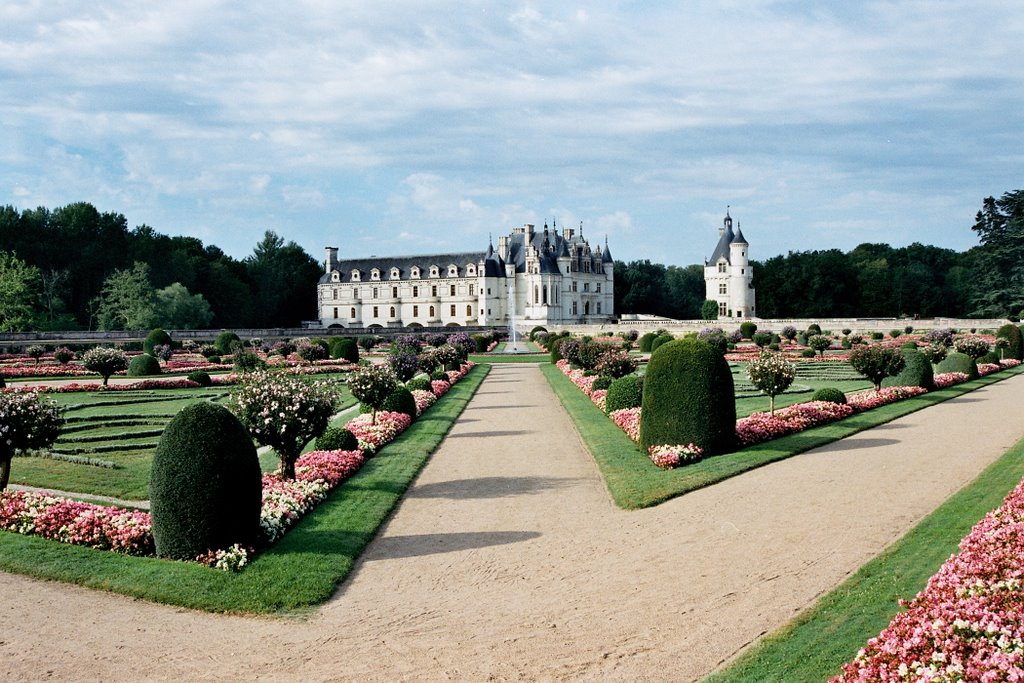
[[0, 365, 487, 614], [542, 363, 1024, 510], [703, 431, 1024, 682]]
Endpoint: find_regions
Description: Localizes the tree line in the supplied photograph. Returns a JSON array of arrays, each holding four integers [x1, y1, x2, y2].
[[614, 189, 1024, 320], [0, 202, 321, 331]]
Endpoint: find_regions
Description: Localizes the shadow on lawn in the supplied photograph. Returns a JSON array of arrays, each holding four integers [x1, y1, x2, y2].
[[407, 475, 580, 500]]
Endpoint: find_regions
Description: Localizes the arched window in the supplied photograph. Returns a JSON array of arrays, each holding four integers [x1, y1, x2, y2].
[[411, 266, 420, 278], [351, 270, 361, 281], [350, 307, 356, 319], [534, 285, 539, 304], [466, 304, 472, 316], [467, 264, 476, 276], [331, 272, 340, 282], [429, 305, 435, 317], [542, 285, 547, 304], [370, 268, 380, 280], [448, 265, 458, 277], [430, 265, 439, 277], [333, 307, 338, 318], [450, 304, 456, 316], [391, 267, 400, 280], [390, 306, 396, 317]]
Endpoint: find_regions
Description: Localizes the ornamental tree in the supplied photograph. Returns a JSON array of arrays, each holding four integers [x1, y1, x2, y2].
[[25, 345, 46, 364], [746, 350, 796, 415], [952, 335, 991, 360], [849, 344, 907, 392], [347, 363, 399, 424], [0, 391, 64, 490], [52, 347, 75, 365], [594, 349, 638, 379], [230, 370, 338, 480], [82, 347, 129, 385], [807, 334, 832, 358]]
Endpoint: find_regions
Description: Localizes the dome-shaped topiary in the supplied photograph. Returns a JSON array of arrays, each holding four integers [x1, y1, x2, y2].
[[811, 387, 847, 404], [605, 374, 643, 413], [591, 375, 614, 391], [996, 323, 1023, 360], [882, 348, 934, 391], [406, 376, 432, 392], [638, 332, 658, 353], [650, 334, 675, 354], [215, 330, 241, 355], [150, 402, 262, 560], [329, 337, 360, 363], [186, 370, 212, 386], [639, 338, 736, 455], [936, 351, 979, 380], [315, 426, 359, 451], [127, 353, 161, 376], [143, 328, 172, 355], [381, 386, 417, 420], [739, 321, 757, 339]]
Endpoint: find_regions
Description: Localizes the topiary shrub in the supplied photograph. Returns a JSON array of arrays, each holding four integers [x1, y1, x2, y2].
[[881, 348, 934, 391], [605, 374, 643, 414], [127, 353, 161, 377], [996, 323, 1023, 360], [739, 321, 757, 339], [143, 328, 172, 355], [381, 386, 417, 420], [406, 376, 432, 392], [529, 326, 548, 341], [638, 332, 658, 353], [650, 333, 675, 354], [850, 344, 906, 391], [936, 351, 979, 380], [187, 370, 212, 386], [806, 323, 822, 335], [978, 351, 1001, 365], [233, 348, 266, 373], [752, 331, 772, 347], [800, 348, 816, 358], [329, 337, 360, 363], [811, 387, 847, 404], [901, 341, 918, 350], [150, 402, 262, 561], [591, 375, 614, 391], [639, 338, 735, 455], [315, 426, 359, 451], [215, 331, 241, 355]]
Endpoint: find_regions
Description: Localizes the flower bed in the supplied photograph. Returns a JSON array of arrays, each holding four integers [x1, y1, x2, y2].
[[832, 475, 1024, 682], [344, 411, 413, 453]]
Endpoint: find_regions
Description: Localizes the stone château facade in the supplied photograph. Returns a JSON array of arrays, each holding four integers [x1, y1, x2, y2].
[[317, 222, 614, 329], [704, 210, 756, 319]]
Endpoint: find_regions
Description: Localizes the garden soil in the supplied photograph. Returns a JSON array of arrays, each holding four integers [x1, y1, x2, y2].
[[4, 365, 1024, 681]]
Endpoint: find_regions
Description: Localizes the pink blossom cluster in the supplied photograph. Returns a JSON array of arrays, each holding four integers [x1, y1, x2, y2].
[[648, 443, 703, 469], [431, 379, 451, 397], [0, 364, 93, 379], [609, 407, 642, 442], [3, 377, 213, 394], [590, 389, 608, 412], [0, 490, 153, 555], [295, 449, 365, 488], [410, 389, 437, 416], [832, 476, 1024, 682], [1002, 359, 1022, 368], [344, 411, 413, 452], [934, 372, 970, 389], [977, 363, 1001, 376], [736, 401, 855, 446], [486, 341, 498, 352], [846, 386, 928, 411], [259, 474, 331, 542]]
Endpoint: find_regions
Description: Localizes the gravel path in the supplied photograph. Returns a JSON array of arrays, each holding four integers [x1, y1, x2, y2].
[[3, 365, 1024, 681]]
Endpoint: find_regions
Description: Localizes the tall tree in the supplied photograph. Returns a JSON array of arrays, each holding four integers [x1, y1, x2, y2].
[[154, 282, 214, 329], [94, 262, 157, 330], [0, 251, 42, 331], [969, 190, 1024, 316], [245, 231, 320, 327]]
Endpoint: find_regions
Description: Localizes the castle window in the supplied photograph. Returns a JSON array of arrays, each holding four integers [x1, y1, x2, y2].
[[597, 303, 601, 314], [450, 304, 456, 316], [411, 266, 420, 278], [584, 283, 589, 292], [542, 285, 547, 304], [350, 307, 356, 319], [450, 284, 456, 297], [572, 301, 578, 315], [331, 272, 340, 282], [466, 304, 472, 316], [333, 307, 338, 319], [371, 269, 380, 280], [431, 285, 437, 297], [430, 266, 439, 277], [719, 302, 728, 317], [333, 288, 338, 300], [390, 306, 396, 318], [391, 268, 400, 279], [741, 268, 745, 275], [534, 286, 539, 304], [718, 262, 726, 273], [469, 284, 475, 296], [448, 265, 458, 277], [413, 286, 419, 297], [487, 288, 491, 295], [392, 286, 398, 298], [429, 305, 436, 318], [351, 270, 361, 281], [373, 306, 379, 318], [413, 305, 419, 317], [719, 283, 727, 295], [372, 287, 378, 299], [596, 283, 601, 293], [467, 264, 476, 276]]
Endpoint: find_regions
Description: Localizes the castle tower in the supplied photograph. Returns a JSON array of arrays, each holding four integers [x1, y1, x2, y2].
[[704, 209, 756, 319]]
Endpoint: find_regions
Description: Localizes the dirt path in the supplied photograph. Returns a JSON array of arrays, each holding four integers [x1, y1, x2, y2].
[[4, 365, 1024, 681]]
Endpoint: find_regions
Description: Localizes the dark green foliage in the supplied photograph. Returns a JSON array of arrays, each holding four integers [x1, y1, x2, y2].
[[314, 426, 358, 451], [529, 326, 547, 340], [638, 332, 658, 353], [849, 344, 906, 391], [406, 376, 431, 392], [232, 349, 266, 372], [739, 321, 757, 339], [871, 331, 884, 340], [215, 331, 240, 355], [329, 337, 360, 363], [901, 341, 919, 350], [811, 387, 847, 404], [149, 402, 262, 560], [752, 331, 772, 347], [978, 351, 1001, 365], [806, 323, 821, 335], [797, 333, 809, 346], [429, 370, 447, 381], [381, 387, 417, 420], [591, 376, 614, 391], [200, 344, 219, 358], [996, 323, 1023, 360], [605, 374, 644, 413], [550, 341, 563, 364], [639, 338, 736, 455], [0, 377, 5, 389], [882, 348, 934, 391], [936, 351, 979, 380], [700, 299, 719, 320], [127, 353, 161, 376], [650, 333, 675, 354], [143, 328, 171, 355], [186, 371, 212, 386], [890, 329, 901, 338], [800, 348, 816, 358]]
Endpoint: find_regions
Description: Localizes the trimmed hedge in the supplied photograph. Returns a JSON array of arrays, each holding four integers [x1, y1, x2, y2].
[[638, 332, 658, 353], [811, 387, 847, 404], [127, 353, 161, 377], [739, 321, 757, 339], [314, 426, 359, 451], [996, 323, 1023, 360], [605, 374, 643, 413], [215, 331, 241, 355], [143, 328, 171, 355], [649, 333, 675, 354], [936, 351, 979, 380], [149, 402, 262, 561], [381, 386, 417, 420], [329, 337, 360, 363], [881, 348, 934, 391], [639, 338, 736, 455], [186, 371, 212, 387]]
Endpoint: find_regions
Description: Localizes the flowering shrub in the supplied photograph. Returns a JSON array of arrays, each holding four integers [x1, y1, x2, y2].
[[0, 490, 153, 554], [347, 363, 399, 423], [846, 385, 927, 411], [953, 335, 991, 360], [849, 344, 907, 391], [648, 443, 703, 469], [746, 350, 796, 414], [1002, 359, 1022, 368], [807, 334, 833, 357], [832, 475, 1024, 682], [590, 389, 608, 412], [410, 389, 437, 416], [977, 362, 1001, 376], [609, 407, 642, 442], [259, 475, 330, 542], [431, 379, 450, 397], [0, 390, 64, 490], [151, 344, 173, 362], [344, 411, 413, 452], [934, 371, 970, 389], [196, 543, 251, 571], [52, 347, 75, 365], [81, 347, 129, 385], [593, 349, 638, 379], [921, 327, 955, 346], [295, 449, 364, 488]]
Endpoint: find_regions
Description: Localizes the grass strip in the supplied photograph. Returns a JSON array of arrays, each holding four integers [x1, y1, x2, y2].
[[469, 353, 549, 364], [0, 365, 488, 615], [542, 363, 1024, 510], [702, 431, 1024, 682]]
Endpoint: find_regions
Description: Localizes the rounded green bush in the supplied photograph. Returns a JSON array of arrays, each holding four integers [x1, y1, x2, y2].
[[143, 328, 171, 355], [150, 402, 262, 560], [529, 326, 547, 341], [936, 351, 979, 380], [591, 375, 614, 391], [406, 376, 431, 392], [978, 351, 1001, 365], [882, 348, 934, 391], [605, 374, 643, 413], [127, 353, 161, 376], [739, 321, 757, 339], [901, 341, 918, 350], [329, 337, 360, 363], [650, 333, 675, 354], [639, 338, 736, 455], [215, 331, 241, 355], [381, 386, 417, 419], [800, 348, 816, 358], [638, 332, 658, 353], [315, 426, 359, 451], [811, 387, 847, 404], [186, 371, 212, 386], [996, 323, 1023, 360]]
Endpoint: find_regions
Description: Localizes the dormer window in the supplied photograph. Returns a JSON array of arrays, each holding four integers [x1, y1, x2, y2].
[[390, 267, 401, 280], [718, 261, 726, 273], [370, 268, 380, 280], [447, 265, 458, 277], [351, 270, 361, 282], [331, 272, 340, 282], [410, 266, 420, 278], [467, 264, 476, 276], [429, 265, 439, 278]]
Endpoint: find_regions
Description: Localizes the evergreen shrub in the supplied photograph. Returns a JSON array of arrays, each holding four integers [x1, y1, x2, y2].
[[406, 376, 432, 392], [739, 321, 757, 339], [591, 376, 614, 391], [215, 331, 241, 355], [996, 323, 1023, 360], [638, 332, 658, 353], [143, 328, 171, 355], [529, 326, 547, 340], [381, 386, 417, 420], [150, 402, 262, 561], [127, 353, 161, 376], [806, 323, 822, 335], [639, 338, 735, 455], [650, 333, 675, 354], [605, 375, 643, 414], [936, 351, 979, 380], [811, 387, 847, 404], [901, 341, 918, 350], [881, 348, 934, 391], [329, 337, 360, 363], [978, 351, 1001, 365], [315, 426, 358, 451], [871, 331, 884, 340], [800, 348, 816, 358], [187, 371, 212, 386]]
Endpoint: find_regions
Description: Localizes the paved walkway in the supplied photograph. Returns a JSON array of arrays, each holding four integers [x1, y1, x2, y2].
[[4, 365, 1024, 681]]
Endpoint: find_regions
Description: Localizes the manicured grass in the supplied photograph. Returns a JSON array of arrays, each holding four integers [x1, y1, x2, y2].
[[702, 432, 1024, 683], [542, 363, 1024, 510], [0, 365, 487, 614]]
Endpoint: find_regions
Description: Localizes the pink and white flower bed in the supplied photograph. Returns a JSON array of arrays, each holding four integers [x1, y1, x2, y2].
[[344, 411, 413, 453], [832, 476, 1024, 682]]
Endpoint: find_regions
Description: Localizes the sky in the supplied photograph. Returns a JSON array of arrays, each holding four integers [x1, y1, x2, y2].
[[2, 1, 1022, 268]]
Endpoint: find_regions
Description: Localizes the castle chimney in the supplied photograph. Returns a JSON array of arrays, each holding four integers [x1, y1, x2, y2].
[[325, 246, 338, 273]]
